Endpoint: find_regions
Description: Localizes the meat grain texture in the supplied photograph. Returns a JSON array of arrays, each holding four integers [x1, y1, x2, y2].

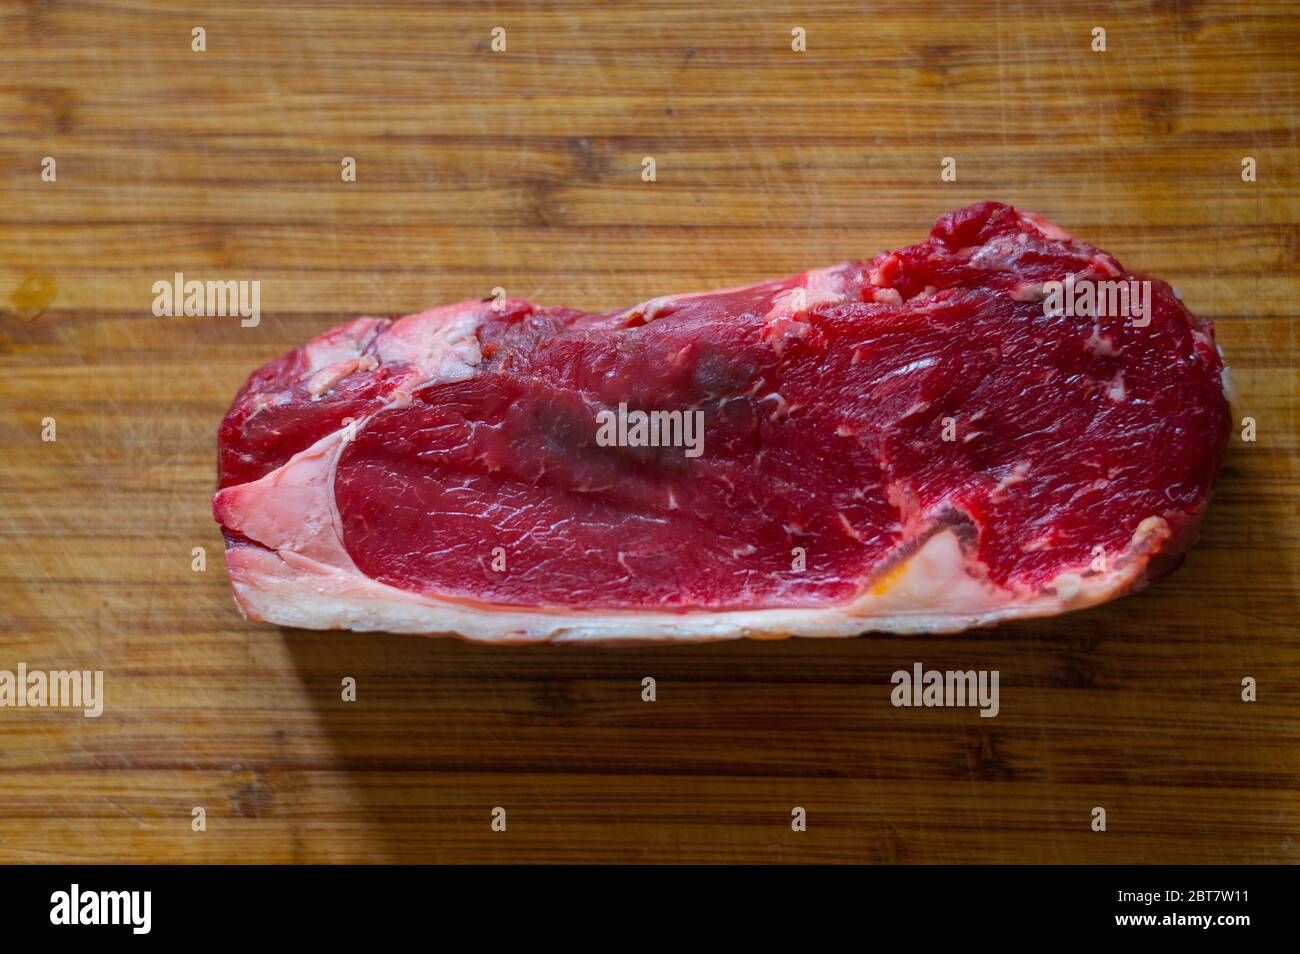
[[213, 202, 1231, 643]]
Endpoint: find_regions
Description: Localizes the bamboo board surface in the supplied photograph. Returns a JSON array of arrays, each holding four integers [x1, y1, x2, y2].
[[0, 0, 1297, 863]]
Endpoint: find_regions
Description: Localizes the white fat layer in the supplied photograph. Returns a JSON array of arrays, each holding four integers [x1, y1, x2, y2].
[[375, 304, 484, 385], [1217, 347, 1238, 407], [221, 523, 1157, 644], [763, 264, 852, 320], [215, 430, 355, 568], [612, 264, 854, 327], [301, 316, 386, 369]]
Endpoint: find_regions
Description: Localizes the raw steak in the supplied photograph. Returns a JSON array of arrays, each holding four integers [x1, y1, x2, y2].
[[213, 202, 1230, 643]]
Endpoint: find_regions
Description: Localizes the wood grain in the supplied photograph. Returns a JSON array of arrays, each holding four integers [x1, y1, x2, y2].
[[0, 0, 1297, 863]]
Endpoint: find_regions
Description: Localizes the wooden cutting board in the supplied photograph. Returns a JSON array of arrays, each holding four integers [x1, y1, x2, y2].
[[1, 0, 1296, 863]]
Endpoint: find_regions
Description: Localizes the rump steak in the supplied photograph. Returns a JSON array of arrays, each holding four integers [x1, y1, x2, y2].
[[213, 202, 1230, 643]]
